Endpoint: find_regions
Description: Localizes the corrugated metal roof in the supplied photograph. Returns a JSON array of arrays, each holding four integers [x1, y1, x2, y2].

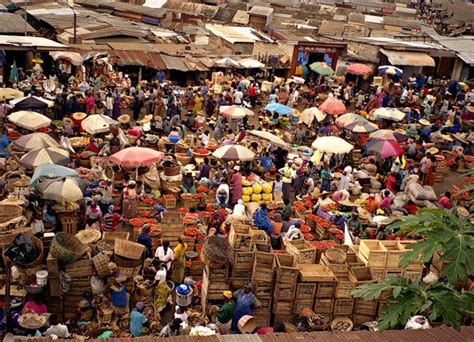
[[0, 13, 35, 33], [214, 8, 238, 23], [380, 48, 436, 67], [457, 52, 474, 65], [160, 54, 191, 71], [248, 6, 274, 17], [0, 35, 66, 49]]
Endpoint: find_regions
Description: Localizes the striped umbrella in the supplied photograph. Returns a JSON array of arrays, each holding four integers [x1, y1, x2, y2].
[[319, 97, 347, 115], [20, 147, 69, 169], [373, 107, 405, 122], [345, 120, 378, 133], [369, 129, 397, 141], [309, 62, 334, 76], [346, 63, 373, 76], [220, 106, 253, 119], [212, 145, 255, 161], [366, 139, 403, 158], [378, 65, 403, 77], [335, 113, 365, 127], [8, 110, 52, 131], [14, 132, 59, 151]]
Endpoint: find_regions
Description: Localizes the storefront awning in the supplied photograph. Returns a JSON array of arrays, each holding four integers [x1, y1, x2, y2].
[[380, 48, 435, 67]]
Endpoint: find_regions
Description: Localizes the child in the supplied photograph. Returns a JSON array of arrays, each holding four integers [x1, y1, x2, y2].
[[272, 174, 283, 204]]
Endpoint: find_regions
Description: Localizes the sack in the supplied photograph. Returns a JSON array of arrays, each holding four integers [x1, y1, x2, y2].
[[4, 233, 39, 265], [407, 183, 427, 201], [91, 275, 105, 295], [422, 186, 437, 201]]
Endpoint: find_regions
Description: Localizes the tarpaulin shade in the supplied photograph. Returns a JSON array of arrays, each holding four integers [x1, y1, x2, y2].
[[380, 49, 435, 67]]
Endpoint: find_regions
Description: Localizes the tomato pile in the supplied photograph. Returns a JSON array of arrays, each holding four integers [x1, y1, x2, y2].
[[310, 240, 336, 249], [330, 228, 344, 240], [184, 227, 198, 236]]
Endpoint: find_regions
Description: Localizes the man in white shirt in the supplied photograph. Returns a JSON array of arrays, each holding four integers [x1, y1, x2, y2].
[[155, 240, 173, 271], [233, 89, 243, 105]]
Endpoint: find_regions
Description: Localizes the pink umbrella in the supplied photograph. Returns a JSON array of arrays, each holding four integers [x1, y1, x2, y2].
[[366, 139, 403, 158], [110, 147, 164, 168], [346, 63, 373, 76], [319, 97, 348, 115]]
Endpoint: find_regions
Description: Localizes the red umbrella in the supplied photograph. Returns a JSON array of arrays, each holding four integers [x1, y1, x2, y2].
[[366, 139, 403, 158], [110, 147, 164, 168], [319, 97, 347, 115], [346, 63, 373, 76]]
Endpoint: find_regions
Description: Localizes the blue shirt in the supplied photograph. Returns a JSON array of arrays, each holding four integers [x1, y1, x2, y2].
[[258, 156, 273, 170], [130, 309, 148, 337]]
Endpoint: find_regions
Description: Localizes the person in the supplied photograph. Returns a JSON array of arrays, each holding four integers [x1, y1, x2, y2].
[[137, 224, 153, 259], [174, 306, 188, 328], [231, 281, 261, 333], [159, 318, 182, 338], [155, 240, 173, 271], [153, 264, 170, 312], [85, 201, 102, 228], [234, 88, 243, 106], [216, 291, 235, 334], [172, 236, 187, 284], [193, 93, 203, 115], [320, 164, 332, 192], [182, 170, 196, 194], [209, 204, 227, 232], [281, 198, 292, 222], [424, 155, 437, 186], [216, 181, 230, 207], [23, 295, 47, 315], [347, 211, 362, 238], [380, 190, 393, 210], [283, 220, 303, 245], [86, 91, 96, 114], [123, 180, 138, 222], [130, 302, 148, 337], [231, 199, 247, 220], [253, 203, 273, 234], [438, 191, 452, 209], [272, 174, 283, 203], [230, 166, 243, 205], [419, 152, 432, 183], [385, 172, 397, 193], [199, 157, 211, 180], [279, 162, 294, 202]]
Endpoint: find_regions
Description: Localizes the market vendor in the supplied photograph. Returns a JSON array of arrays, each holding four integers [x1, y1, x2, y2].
[[137, 224, 153, 259], [85, 200, 103, 228], [216, 291, 235, 335], [172, 236, 187, 284], [182, 169, 197, 194], [130, 302, 148, 337], [102, 204, 120, 231], [23, 295, 47, 315], [155, 240, 173, 271], [0, 127, 10, 158], [231, 281, 261, 333], [253, 203, 273, 234], [111, 275, 129, 315], [83, 137, 100, 155]]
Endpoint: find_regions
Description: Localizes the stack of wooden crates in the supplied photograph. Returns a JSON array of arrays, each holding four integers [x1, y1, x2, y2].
[[251, 250, 274, 327], [160, 212, 184, 248], [272, 254, 298, 324], [62, 256, 94, 319], [228, 222, 253, 291]]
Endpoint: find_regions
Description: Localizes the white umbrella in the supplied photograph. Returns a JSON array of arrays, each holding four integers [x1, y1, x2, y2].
[[81, 114, 119, 135], [8, 111, 52, 130], [50, 51, 84, 66], [238, 58, 265, 69], [215, 57, 240, 68], [248, 130, 288, 149], [311, 136, 354, 154], [372, 107, 405, 122], [220, 105, 253, 119], [14, 132, 59, 151], [20, 147, 70, 169], [41, 178, 83, 202], [300, 107, 326, 126], [213, 145, 255, 161]]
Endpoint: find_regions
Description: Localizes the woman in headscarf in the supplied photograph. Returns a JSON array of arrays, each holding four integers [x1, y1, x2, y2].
[[229, 166, 243, 205], [102, 205, 120, 232], [123, 180, 138, 222], [85, 201, 103, 228], [231, 281, 261, 333]]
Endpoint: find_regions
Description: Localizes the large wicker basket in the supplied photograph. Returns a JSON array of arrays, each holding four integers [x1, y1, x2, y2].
[[163, 165, 181, 177], [0, 204, 22, 225], [50, 232, 87, 264], [92, 252, 111, 277], [114, 239, 144, 260], [14, 236, 44, 269], [114, 254, 142, 268]]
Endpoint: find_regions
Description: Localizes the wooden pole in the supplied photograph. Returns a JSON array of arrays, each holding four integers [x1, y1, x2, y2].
[[3, 255, 12, 334]]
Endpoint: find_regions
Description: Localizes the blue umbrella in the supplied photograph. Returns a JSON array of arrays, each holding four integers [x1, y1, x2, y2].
[[9, 61, 18, 84], [30, 164, 79, 187], [264, 103, 293, 116], [378, 65, 403, 78]]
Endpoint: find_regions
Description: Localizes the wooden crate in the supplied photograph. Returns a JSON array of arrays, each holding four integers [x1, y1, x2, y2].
[[253, 308, 271, 327], [398, 240, 423, 268], [298, 264, 335, 282], [251, 252, 274, 282], [201, 274, 230, 301], [272, 301, 293, 315], [320, 253, 349, 279], [64, 258, 93, 278], [358, 240, 388, 268], [161, 211, 182, 224], [286, 239, 316, 264], [204, 265, 228, 281], [275, 254, 298, 284], [102, 231, 130, 241], [231, 268, 252, 279], [334, 298, 354, 316], [228, 224, 252, 251], [348, 266, 377, 286], [353, 313, 376, 326], [382, 241, 406, 268], [295, 282, 317, 299], [431, 251, 449, 272], [370, 267, 387, 282], [232, 250, 254, 270], [46, 252, 59, 278], [403, 266, 424, 283], [253, 279, 274, 298], [259, 297, 272, 309], [229, 278, 247, 291], [316, 281, 337, 298], [273, 314, 295, 325], [313, 298, 334, 314], [293, 299, 314, 315], [334, 277, 356, 298], [354, 299, 378, 316], [253, 242, 272, 253], [274, 282, 296, 301], [59, 214, 78, 235], [251, 229, 270, 246], [386, 268, 403, 278]]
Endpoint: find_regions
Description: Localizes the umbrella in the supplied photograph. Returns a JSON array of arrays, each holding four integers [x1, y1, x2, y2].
[[30, 164, 79, 187], [213, 145, 255, 161], [220, 106, 253, 119], [264, 103, 293, 116], [0, 88, 24, 101], [369, 129, 397, 141], [335, 113, 365, 127], [378, 65, 403, 77], [312, 136, 354, 154], [9, 61, 18, 83], [346, 63, 373, 75], [14, 132, 59, 151], [248, 130, 288, 149], [345, 120, 378, 133], [8, 111, 52, 130], [110, 147, 164, 168], [366, 139, 403, 158], [373, 107, 405, 122], [309, 62, 334, 76], [81, 114, 118, 135], [300, 107, 326, 126], [38, 178, 83, 202], [319, 97, 347, 115], [20, 147, 69, 169], [50, 51, 84, 66], [215, 57, 240, 68], [10, 96, 53, 109], [238, 58, 265, 69]]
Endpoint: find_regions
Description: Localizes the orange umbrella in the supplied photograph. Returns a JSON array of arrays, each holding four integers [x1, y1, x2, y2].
[[319, 97, 347, 115], [110, 147, 164, 168], [346, 63, 373, 75]]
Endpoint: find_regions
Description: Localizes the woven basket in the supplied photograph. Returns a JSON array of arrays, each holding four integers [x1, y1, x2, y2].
[[50, 232, 87, 264], [92, 252, 111, 277], [102, 231, 130, 241], [0, 227, 32, 248], [96, 306, 113, 323], [163, 165, 181, 177], [325, 247, 346, 264], [13, 236, 44, 269], [75, 229, 101, 245], [117, 266, 140, 279], [114, 239, 144, 260], [330, 318, 353, 332], [0, 204, 22, 225], [24, 285, 45, 294], [114, 254, 142, 268], [95, 240, 114, 253], [176, 154, 192, 166]]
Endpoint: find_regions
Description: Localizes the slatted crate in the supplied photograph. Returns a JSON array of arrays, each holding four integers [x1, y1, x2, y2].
[[358, 240, 388, 268], [228, 224, 252, 251], [286, 239, 316, 264], [253, 279, 274, 298], [369, 267, 387, 282], [334, 277, 356, 298], [313, 298, 335, 314], [386, 268, 403, 278], [274, 282, 296, 301], [353, 313, 376, 326], [353, 299, 378, 316], [320, 253, 349, 279], [275, 253, 298, 284], [403, 265, 424, 283], [231, 268, 252, 279], [348, 266, 377, 286], [232, 250, 254, 270], [293, 299, 315, 315], [272, 301, 293, 315], [316, 281, 337, 298], [382, 241, 407, 268], [333, 298, 354, 316], [251, 252, 274, 282], [253, 308, 271, 327], [295, 282, 317, 299]]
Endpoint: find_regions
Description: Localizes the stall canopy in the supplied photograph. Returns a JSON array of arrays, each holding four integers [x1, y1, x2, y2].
[[380, 49, 435, 67]]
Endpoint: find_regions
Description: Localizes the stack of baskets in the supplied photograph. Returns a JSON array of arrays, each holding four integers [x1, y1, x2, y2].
[[0, 204, 22, 226], [50, 232, 87, 264], [113, 239, 145, 278]]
